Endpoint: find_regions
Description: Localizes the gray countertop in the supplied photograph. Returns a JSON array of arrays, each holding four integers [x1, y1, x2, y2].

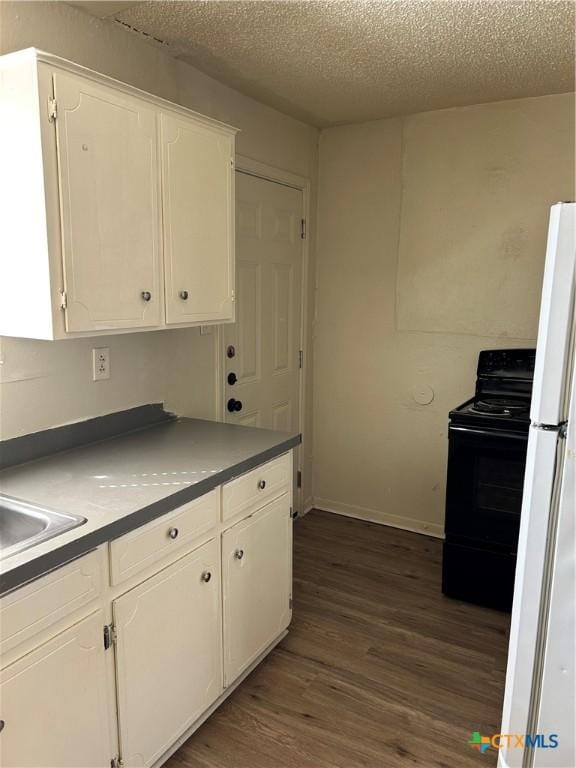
[[0, 418, 300, 595]]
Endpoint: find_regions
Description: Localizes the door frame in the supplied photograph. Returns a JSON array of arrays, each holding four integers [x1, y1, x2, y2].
[[215, 154, 311, 513]]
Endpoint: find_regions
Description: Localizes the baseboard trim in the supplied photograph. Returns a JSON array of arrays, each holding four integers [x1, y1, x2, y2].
[[313, 497, 445, 539], [301, 497, 314, 517]]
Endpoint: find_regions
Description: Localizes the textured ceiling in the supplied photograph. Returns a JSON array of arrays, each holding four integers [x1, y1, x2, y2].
[[74, 0, 575, 127]]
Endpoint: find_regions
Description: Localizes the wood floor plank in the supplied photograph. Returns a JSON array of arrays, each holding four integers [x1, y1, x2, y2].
[[165, 510, 510, 768]]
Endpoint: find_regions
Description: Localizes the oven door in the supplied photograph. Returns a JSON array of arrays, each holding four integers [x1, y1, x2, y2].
[[445, 425, 528, 552]]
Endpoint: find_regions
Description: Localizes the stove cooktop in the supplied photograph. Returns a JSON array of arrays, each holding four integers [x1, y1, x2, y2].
[[450, 395, 531, 432]]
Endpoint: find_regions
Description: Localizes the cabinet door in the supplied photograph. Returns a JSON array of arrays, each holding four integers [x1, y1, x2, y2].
[[53, 73, 162, 332], [113, 539, 222, 767], [0, 610, 112, 768], [160, 113, 235, 325], [222, 494, 292, 686]]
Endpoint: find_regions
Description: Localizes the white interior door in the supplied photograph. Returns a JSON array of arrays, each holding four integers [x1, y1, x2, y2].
[[223, 172, 303, 428], [53, 72, 161, 332], [221, 494, 292, 686], [113, 539, 222, 767], [160, 113, 235, 325], [0, 610, 112, 768]]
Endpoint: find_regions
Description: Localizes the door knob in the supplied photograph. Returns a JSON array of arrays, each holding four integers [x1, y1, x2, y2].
[[234, 549, 244, 560], [179, 290, 189, 300], [227, 372, 238, 386], [227, 398, 242, 413], [141, 291, 152, 302]]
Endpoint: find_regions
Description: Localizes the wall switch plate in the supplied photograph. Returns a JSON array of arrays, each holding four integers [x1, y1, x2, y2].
[[92, 347, 110, 381]]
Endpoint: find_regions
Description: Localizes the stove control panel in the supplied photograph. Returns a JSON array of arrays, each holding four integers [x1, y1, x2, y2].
[[477, 349, 536, 379]]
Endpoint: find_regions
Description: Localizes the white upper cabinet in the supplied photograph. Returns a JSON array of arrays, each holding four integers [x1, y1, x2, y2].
[[54, 73, 162, 332], [0, 49, 237, 340], [161, 113, 235, 325]]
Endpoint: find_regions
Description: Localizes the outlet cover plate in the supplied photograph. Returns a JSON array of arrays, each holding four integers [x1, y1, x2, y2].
[[92, 347, 110, 381]]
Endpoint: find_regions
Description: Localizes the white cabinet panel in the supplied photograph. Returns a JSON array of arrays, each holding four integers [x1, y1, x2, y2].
[[109, 489, 218, 586], [113, 539, 222, 767], [161, 113, 235, 325], [0, 610, 112, 768], [0, 548, 104, 656], [221, 452, 291, 525], [53, 72, 162, 332], [222, 494, 292, 685]]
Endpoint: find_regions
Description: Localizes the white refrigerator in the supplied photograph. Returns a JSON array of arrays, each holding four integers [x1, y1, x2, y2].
[[499, 202, 576, 768]]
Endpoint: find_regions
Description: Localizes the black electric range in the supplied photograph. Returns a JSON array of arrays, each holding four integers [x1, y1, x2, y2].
[[442, 348, 535, 611]]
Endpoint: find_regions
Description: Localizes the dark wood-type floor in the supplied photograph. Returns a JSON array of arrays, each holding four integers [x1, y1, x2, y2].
[[166, 510, 510, 768]]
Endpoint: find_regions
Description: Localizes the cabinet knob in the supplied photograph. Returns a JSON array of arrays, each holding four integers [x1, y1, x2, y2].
[[201, 571, 212, 583], [0, 720, 4, 734], [234, 549, 244, 560], [167, 527, 179, 540], [141, 291, 152, 302], [179, 290, 189, 300], [258, 479, 266, 490]]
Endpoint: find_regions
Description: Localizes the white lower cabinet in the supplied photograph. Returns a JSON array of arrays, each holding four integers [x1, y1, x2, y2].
[[113, 538, 222, 767], [0, 453, 293, 768], [0, 610, 112, 768], [222, 493, 292, 685]]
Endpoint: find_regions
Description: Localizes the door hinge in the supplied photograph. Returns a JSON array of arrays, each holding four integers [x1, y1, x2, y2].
[[103, 623, 117, 650], [297, 470, 302, 488], [298, 349, 303, 369], [290, 507, 298, 519], [111, 757, 124, 768], [59, 290, 67, 310], [48, 96, 57, 122], [300, 218, 306, 240]]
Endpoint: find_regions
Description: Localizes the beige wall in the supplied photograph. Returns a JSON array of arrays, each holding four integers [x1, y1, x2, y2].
[[313, 93, 575, 535], [0, 1, 318, 504]]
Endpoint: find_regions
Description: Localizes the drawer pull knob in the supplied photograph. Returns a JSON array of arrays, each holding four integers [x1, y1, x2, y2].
[[168, 527, 179, 540], [0, 720, 4, 733], [179, 290, 189, 300], [141, 291, 152, 302], [258, 479, 266, 490], [234, 549, 244, 560], [201, 571, 212, 583]]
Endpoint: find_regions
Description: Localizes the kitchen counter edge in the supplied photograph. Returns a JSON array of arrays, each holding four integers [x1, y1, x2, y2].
[[0, 434, 300, 597]]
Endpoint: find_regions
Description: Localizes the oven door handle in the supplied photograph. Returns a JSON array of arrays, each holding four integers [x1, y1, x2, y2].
[[449, 425, 529, 441]]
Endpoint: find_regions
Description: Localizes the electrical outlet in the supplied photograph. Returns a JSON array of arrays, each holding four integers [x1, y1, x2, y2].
[[92, 347, 110, 381]]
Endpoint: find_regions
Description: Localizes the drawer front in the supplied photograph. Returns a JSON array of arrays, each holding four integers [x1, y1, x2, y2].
[[0, 548, 105, 657], [222, 453, 291, 525], [109, 489, 219, 586]]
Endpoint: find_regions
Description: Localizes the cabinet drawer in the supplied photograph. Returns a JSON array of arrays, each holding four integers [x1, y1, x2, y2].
[[109, 489, 218, 586], [0, 548, 105, 657], [222, 453, 291, 525]]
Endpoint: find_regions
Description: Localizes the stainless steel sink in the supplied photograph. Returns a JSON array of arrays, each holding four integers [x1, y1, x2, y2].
[[0, 496, 86, 560]]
